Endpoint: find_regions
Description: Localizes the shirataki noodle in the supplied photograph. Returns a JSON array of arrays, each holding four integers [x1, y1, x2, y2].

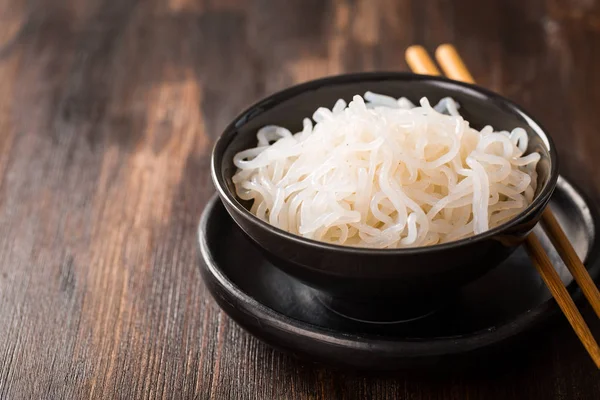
[[232, 92, 540, 248]]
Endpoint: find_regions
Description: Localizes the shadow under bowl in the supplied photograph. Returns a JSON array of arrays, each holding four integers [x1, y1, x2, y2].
[[211, 72, 559, 320]]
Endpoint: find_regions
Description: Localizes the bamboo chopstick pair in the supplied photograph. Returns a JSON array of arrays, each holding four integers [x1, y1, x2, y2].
[[405, 44, 600, 368]]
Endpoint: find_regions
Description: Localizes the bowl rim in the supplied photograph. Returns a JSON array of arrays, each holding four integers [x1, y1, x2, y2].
[[211, 71, 560, 254]]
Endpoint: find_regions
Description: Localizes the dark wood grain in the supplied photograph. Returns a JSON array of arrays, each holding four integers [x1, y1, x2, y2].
[[1, 0, 600, 398]]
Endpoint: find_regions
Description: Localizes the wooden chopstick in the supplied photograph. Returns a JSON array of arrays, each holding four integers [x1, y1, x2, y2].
[[541, 208, 600, 318], [434, 44, 475, 84], [525, 234, 600, 365], [405, 44, 600, 369]]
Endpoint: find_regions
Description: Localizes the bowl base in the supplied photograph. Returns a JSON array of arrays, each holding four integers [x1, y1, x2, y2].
[[314, 291, 440, 324]]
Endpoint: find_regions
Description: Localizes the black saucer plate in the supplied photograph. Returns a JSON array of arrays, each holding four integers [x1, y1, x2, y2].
[[198, 177, 599, 370]]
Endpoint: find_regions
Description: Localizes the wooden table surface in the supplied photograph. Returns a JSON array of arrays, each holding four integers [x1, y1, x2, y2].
[[2, 0, 600, 398]]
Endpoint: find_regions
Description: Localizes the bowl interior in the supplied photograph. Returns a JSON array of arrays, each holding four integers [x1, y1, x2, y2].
[[214, 73, 556, 246]]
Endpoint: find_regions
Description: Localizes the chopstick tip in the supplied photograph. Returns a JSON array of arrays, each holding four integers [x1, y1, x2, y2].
[[405, 45, 426, 57], [435, 43, 455, 56], [405, 45, 441, 76]]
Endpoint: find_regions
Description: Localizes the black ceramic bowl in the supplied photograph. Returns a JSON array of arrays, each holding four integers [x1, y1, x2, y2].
[[211, 72, 559, 320]]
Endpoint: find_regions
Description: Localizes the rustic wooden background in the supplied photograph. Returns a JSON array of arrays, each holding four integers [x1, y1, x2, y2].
[[1, 0, 600, 398]]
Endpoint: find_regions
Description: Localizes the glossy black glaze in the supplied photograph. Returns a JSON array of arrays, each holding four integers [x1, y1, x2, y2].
[[198, 176, 598, 369], [211, 73, 559, 314]]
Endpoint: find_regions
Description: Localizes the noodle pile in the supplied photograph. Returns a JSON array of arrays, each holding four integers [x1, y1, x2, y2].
[[232, 92, 540, 248]]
